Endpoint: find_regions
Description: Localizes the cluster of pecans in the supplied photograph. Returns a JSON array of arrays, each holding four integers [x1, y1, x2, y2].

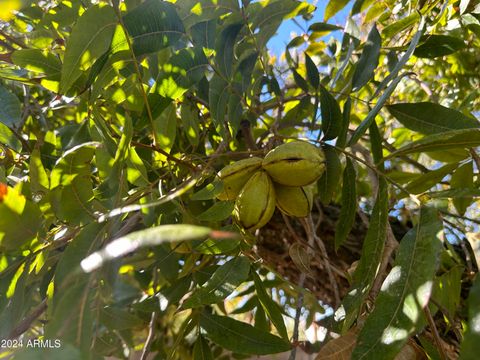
[[216, 141, 326, 231]]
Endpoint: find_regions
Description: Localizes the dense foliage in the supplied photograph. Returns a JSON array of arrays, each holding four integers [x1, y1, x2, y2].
[[1, 0, 480, 359]]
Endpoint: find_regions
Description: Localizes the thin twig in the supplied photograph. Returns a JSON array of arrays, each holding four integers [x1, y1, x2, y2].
[[8, 299, 48, 339], [424, 305, 448, 360], [369, 224, 398, 300], [140, 269, 159, 360]]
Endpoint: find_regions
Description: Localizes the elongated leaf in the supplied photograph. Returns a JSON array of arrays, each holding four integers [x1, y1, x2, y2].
[[427, 188, 480, 198], [60, 5, 116, 94], [341, 179, 388, 330], [386, 129, 480, 158], [352, 207, 443, 359], [251, 0, 314, 47], [45, 280, 94, 355], [81, 225, 213, 272], [318, 145, 342, 204], [197, 201, 235, 222], [155, 47, 208, 99], [352, 25, 381, 91], [460, 274, 480, 359], [54, 223, 105, 287], [253, 271, 288, 340], [200, 312, 291, 355], [405, 163, 457, 195], [99, 306, 143, 330], [305, 54, 319, 89], [123, 0, 185, 56], [193, 335, 214, 360], [0, 121, 21, 151], [414, 35, 465, 58], [0, 184, 42, 251], [451, 161, 474, 215], [382, 13, 420, 40], [216, 23, 243, 79], [320, 85, 342, 140], [183, 256, 250, 307], [349, 19, 425, 145], [387, 102, 479, 134], [336, 97, 351, 149], [177, 0, 238, 29], [11, 49, 62, 76], [335, 159, 357, 250], [0, 84, 21, 128], [308, 22, 343, 33], [324, 0, 350, 21], [191, 181, 224, 201]]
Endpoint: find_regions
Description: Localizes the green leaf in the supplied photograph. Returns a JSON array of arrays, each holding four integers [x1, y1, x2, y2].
[[193, 335, 214, 360], [183, 256, 250, 307], [405, 163, 458, 195], [324, 0, 350, 21], [320, 85, 342, 140], [335, 159, 357, 250], [292, 69, 309, 92], [0, 122, 21, 151], [352, 24, 381, 91], [54, 223, 105, 287], [0, 185, 42, 251], [426, 188, 480, 199], [200, 312, 291, 355], [387, 102, 479, 134], [352, 207, 443, 359], [81, 225, 213, 272], [153, 103, 177, 156], [29, 149, 50, 193], [45, 280, 94, 355], [305, 54, 319, 89], [251, 0, 314, 47], [318, 145, 342, 204], [431, 266, 462, 319], [341, 179, 388, 330], [451, 161, 474, 215], [460, 274, 480, 360], [414, 35, 465, 58], [99, 306, 143, 330], [386, 129, 480, 158], [154, 47, 208, 99], [11, 49, 62, 76], [197, 201, 235, 221], [60, 5, 116, 94], [216, 23, 243, 79], [191, 181, 224, 201], [253, 271, 289, 340], [382, 13, 420, 40], [123, 0, 185, 56], [336, 97, 351, 149], [308, 22, 343, 34], [0, 84, 21, 128], [177, 0, 238, 29], [181, 103, 201, 147]]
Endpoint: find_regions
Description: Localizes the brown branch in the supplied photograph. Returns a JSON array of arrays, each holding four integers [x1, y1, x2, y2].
[[305, 215, 341, 308], [8, 299, 48, 339], [0, 29, 27, 49], [424, 305, 448, 360], [369, 224, 398, 300]]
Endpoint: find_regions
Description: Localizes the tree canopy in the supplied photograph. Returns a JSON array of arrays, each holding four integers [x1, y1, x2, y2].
[[1, 0, 480, 359]]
